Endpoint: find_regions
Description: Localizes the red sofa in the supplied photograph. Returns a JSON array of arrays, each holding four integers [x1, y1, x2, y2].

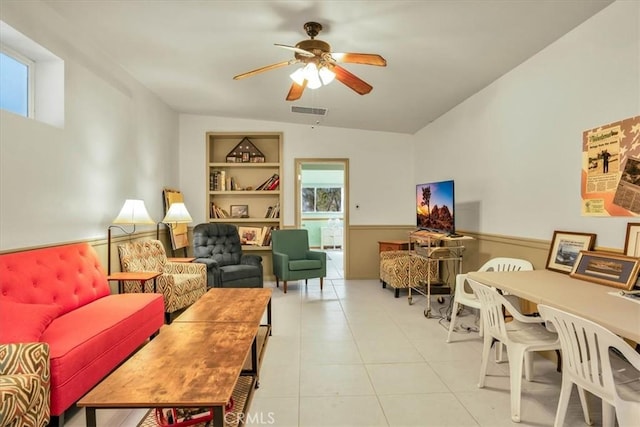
[[0, 242, 164, 426]]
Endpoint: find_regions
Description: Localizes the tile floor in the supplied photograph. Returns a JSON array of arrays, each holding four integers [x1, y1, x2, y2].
[[66, 250, 607, 426]]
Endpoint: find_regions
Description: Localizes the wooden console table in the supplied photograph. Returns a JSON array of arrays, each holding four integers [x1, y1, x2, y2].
[[378, 239, 411, 253]]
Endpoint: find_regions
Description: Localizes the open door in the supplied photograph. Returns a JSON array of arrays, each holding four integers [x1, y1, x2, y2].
[[294, 159, 349, 279]]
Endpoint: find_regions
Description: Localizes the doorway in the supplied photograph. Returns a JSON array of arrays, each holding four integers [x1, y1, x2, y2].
[[295, 159, 348, 279]]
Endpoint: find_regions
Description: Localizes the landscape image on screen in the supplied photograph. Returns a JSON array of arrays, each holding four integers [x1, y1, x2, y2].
[[416, 180, 455, 233]]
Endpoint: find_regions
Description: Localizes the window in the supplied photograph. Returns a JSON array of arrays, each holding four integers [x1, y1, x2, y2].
[[0, 21, 64, 127], [302, 187, 343, 212], [0, 48, 33, 117]]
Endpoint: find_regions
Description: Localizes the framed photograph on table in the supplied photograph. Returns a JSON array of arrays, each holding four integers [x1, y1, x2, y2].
[[623, 222, 640, 256], [546, 231, 596, 274], [570, 251, 640, 290], [238, 226, 263, 245]]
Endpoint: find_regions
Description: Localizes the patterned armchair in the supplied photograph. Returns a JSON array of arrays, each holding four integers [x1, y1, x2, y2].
[[0, 343, 50, 427], [379, 250, 439, 298], [118, 240, 207, 322]]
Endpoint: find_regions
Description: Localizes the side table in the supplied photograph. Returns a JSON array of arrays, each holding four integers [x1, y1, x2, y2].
[[107, 271, 161, 294], [378, 240, 411, 253], [167, 257, 196, 263]]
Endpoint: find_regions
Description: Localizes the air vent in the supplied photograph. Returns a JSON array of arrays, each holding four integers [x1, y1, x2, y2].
[[291, 106, 328, 116]]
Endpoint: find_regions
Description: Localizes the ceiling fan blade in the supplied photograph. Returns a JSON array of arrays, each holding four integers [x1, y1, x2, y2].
[[286, 81, 307, 101], [330, 64, 373, 95], [331, 53, 387, 67], [233, 60, 295, 80], [275, 43, 315, 57]]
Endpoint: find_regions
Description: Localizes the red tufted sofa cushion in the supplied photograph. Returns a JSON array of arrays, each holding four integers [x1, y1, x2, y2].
[[0, 243, 111, 315]]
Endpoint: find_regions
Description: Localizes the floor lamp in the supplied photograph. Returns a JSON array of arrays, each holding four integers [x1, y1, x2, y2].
[[107, 199, 155, 275], [156, 202, 193, 255]]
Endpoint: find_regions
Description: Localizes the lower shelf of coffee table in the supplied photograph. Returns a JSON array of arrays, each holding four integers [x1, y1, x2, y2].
[[143, 325, 270, 427]]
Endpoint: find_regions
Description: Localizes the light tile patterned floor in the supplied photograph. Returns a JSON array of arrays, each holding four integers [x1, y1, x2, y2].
[[66, 251, 607, 426]]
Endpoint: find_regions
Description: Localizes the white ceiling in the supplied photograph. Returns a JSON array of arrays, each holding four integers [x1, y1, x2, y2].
[[42, 0, 613, 134]]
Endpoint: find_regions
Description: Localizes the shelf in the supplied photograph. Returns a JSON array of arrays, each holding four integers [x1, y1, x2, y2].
[[241, 245, 272, 251], [208, 218, 280, 223], [209, 190, 280, 195], [209, 162, 280, 168], [207, 132, 282, 281]]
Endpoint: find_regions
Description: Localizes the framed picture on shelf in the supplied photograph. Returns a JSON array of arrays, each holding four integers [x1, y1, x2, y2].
[[570, 250, 640, 290], [623, 222, 640, 256], [230, 205, 249, 218], [546, 231, 596, 274], [238, 226, 263, 245]]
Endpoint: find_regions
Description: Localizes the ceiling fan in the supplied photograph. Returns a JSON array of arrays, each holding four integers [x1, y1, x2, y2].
[[233, 21, 387, 101]]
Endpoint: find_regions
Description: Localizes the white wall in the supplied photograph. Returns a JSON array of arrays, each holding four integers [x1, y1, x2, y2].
[[178, 115, 415, 227], [414, 0, 639, 248], [0, 1, 179, 250], [3, 1, 635, 252]]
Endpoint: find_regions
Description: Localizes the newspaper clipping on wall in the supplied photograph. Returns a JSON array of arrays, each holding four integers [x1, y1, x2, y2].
[[582, 115, 640, 216]]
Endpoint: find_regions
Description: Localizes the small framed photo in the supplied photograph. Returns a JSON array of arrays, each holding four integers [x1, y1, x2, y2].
[[623, 222, 640, 257], [230, 205, 249, 218], [241, 152, 250, 162], [546, 231, 596, 274], [238, 226, 263, 245], [570, 250, 640, 290]]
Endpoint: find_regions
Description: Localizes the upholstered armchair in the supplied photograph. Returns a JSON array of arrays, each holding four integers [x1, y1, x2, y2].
[[0, 343, 50, 427], [192, 223, 263, 289], [118, 240, 207, 322], [271, 229, 326, 293]]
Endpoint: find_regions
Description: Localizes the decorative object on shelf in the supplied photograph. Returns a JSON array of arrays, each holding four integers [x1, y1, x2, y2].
[[238, 226, 263, 245], [545, 230, 596, 274], [570, 250, 640, 290], [107, 199, 155, 275], [230, 205, 249, 218], [226, 137, 265, 163], [623, 222, 640, 257]]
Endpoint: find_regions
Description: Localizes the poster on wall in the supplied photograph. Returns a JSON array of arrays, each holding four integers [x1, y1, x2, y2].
[[581, 115, 640, 216]]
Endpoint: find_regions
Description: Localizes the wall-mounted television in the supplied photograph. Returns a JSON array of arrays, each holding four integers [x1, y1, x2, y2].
[[416, 180, 456, 235]]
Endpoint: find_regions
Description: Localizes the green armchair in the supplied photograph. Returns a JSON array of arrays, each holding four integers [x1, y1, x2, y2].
[[0, 343, 50, 427], [271, 229, 326, 293]]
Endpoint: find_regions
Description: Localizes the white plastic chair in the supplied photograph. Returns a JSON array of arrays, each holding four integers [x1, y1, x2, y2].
[[468, 278, 562, 422], [538, 304, 640, 427], [447, 257, 534, 344]]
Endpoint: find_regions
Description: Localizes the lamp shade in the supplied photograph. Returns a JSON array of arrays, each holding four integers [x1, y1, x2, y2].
[[162, 202, 192, 224], [112, 199, 155, 225]]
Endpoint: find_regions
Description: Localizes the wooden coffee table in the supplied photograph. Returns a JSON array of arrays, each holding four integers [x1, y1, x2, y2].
[[175, 288, 272, 378], [77, 289, 273, 427], [175, 288, 272, 326]]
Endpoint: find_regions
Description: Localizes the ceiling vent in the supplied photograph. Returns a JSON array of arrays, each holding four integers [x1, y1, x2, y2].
[[291, 106, 328, 116]]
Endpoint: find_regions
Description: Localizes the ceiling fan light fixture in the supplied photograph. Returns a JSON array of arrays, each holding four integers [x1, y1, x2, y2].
[[289, 67, 306, 86], [290, 63, 335, 89], [318, 66, 335, 85], [290, 63, 324, 89], [303, 63, 322, 89]]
